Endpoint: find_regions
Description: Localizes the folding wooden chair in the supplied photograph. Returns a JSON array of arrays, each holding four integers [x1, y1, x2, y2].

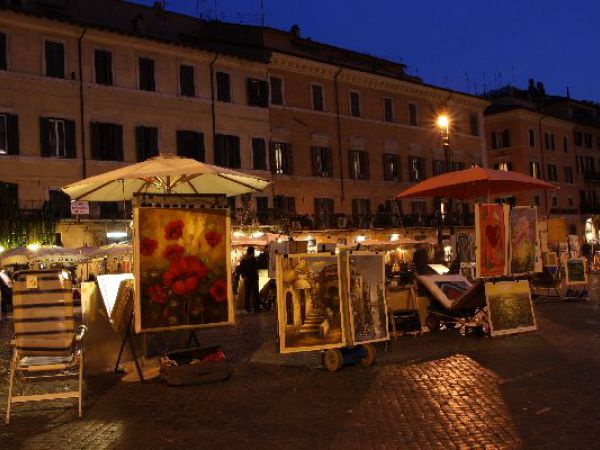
[[6, 269, 86, 424]]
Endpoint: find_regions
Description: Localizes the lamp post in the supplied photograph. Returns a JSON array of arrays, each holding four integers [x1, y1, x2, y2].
[[436, 113, 453, 255]]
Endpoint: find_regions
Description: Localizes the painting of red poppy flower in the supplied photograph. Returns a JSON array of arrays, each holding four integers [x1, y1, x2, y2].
[[134, 205, 232, 333]]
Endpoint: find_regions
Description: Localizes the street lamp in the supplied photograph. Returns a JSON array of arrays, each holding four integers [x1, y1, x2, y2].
[[437, 114, 450, 171]]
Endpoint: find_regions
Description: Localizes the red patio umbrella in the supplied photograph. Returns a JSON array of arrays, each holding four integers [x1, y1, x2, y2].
[[396, 166, 557, 200]]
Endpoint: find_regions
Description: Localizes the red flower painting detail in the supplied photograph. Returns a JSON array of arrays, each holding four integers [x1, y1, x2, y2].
[[209, 279, 228, 303], [205, 230, 222, 248], [140, 238, 158, 256], [162, 256, 208, 296], [163, 244, 185, 261], [164, 220, 184, 240], [147, 285, 168, 304]]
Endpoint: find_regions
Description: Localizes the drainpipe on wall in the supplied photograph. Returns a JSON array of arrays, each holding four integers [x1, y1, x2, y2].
[[209, 53, 219, 163], [537, 115, 549, 215], [334, 66, 345, 205], [78, 27, 88, 179]]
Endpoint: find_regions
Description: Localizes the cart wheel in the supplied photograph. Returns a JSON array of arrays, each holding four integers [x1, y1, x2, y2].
[[426, 315, 441, 332], [323, 349, 343, 372], [360, 343, 376, 367]]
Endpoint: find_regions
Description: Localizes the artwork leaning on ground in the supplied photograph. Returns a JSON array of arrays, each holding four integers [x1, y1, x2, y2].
[[547, 217, 567, 244], [565, 258, 587, 286], [485, 280, 537, 337], [509, 206, 539, 275], [276, 253, 346, 353], [475, 203, 509, 278], [347, 252, 389, 344], [134, 207, 232, 333]]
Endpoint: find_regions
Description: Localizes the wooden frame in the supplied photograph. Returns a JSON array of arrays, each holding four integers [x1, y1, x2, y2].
[[475, 203, 510, 278], [276, 253, 347, 354], [133, 205, 234, 334], [485, 280, 537, 337], [508, 206, 539, 276], [345, 251, 390, 345], [565, 258, 587, 286]]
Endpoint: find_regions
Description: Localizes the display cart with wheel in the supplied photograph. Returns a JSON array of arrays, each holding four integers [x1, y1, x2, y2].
[[322, 343, 376, 372]]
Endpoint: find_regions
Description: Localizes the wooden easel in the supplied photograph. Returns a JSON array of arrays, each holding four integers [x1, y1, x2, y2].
[[114, 314, 201, 383]]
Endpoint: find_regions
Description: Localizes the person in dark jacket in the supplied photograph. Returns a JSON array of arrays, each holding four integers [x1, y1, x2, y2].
[[238, 246, 260, 313]]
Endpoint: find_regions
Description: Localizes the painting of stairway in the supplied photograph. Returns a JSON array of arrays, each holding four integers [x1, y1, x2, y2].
[[276, 253, 346, 353]]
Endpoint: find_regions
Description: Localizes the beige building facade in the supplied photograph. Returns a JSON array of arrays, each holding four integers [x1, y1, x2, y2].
[[0, 1, 489, 246]]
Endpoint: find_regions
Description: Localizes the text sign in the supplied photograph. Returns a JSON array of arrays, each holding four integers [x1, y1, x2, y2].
[[71, 200, 90, 215]]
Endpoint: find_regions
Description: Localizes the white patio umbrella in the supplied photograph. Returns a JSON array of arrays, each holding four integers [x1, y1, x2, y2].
[[62, 154, 270, 201], [27, 246, 91, 265]]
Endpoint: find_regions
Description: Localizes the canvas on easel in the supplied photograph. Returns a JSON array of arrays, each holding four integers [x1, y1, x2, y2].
[[565, 258, 587, 286], [276, 253, 346, 353], [475, 203, 509, 278], [346, 252, 389, 344], [509, 206, 539, 275], [134, 205, 233, 334]]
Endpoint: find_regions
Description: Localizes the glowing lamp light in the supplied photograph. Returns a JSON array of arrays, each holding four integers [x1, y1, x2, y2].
[[251, 231, 265, 239], [355, 235, 366, 243], [232, 231, 246, 238], [106, 231, 128, 239], [26, 243, 41, 251], [390, 233, 399, 242], [0, 245, 5, 253], [437, 115, 449, 128]]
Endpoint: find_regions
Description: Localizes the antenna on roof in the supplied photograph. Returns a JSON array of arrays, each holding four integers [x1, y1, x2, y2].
[[260, 0, 264, 26]]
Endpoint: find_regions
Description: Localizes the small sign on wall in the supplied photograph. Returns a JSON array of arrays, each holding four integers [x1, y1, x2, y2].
[[71, 200, 90, 215], [25, 275, 38, 289]]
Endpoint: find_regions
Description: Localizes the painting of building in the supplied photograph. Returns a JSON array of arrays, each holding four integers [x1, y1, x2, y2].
[[347, 252, 389, 344], [276, 254, 345, 353]]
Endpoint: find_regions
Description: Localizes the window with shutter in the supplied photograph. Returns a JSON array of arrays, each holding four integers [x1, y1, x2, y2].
[[383, 153, 399, 181], [6, 114, 18, 155], [45, 41, 64, 78], [139, 57, 155, 91], [469, 113, 479, 136], [312, 146, 332, 177], [247, 78, 268, 107], [177, 130, 204, 161], [502, 129, 510, 147], [270, 142, 291, 174], [383, 97, 394, 123], [349, 150, 368, 180], [136, 126, 159, 161], [94, 49, 113, 85], [41, 118, 67, 157], [312, 84, 324, 111], [0, 115, 7, 154], [349, 91, 361, 117], [214, 134, 240, 168], [0, 32, 6, 71], [91, 122, 122, 161], [252, 138, 267, 170], [314, 198, 334, 228], [270, 77, 283, 105], [179, 64, 195, 97], [409, 156, 425, 181], [408, 103, 418, 126], [216, 72, 231, 102]]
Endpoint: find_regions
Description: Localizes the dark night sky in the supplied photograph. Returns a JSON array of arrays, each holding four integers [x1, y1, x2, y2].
[[133, 0, 600, 102]]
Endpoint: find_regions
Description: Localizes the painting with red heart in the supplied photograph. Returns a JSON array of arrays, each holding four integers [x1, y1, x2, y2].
[[476, 203, 508, 277]]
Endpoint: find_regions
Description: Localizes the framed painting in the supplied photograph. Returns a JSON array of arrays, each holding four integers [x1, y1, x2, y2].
[[452, 232, 475, 263], [276, 253, 346, 353], [542, 251, 558, 267], [485, 280, 537, 336], [565, 258, 587, 286], [346, 252, 389, 344], [475, 203, 509, 278], [134, 206, 233, 333], [509, 206, 538, 275], [547, 217, 567, 244]]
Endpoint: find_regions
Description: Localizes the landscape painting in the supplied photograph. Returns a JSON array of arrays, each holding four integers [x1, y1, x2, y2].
[[485, 280, 537, 337], [276, 253, 346, 353], [509, 206, 538, 275], [476, 203, 509, 278], [134, 207, 233, 333], [347, 252, 389, 344]]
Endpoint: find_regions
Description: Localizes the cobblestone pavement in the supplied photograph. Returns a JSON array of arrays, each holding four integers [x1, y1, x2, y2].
[[2, 279, 600, 449]]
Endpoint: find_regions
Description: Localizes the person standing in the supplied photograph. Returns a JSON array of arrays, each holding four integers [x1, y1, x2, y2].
[[238, 246, 260, 313]]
